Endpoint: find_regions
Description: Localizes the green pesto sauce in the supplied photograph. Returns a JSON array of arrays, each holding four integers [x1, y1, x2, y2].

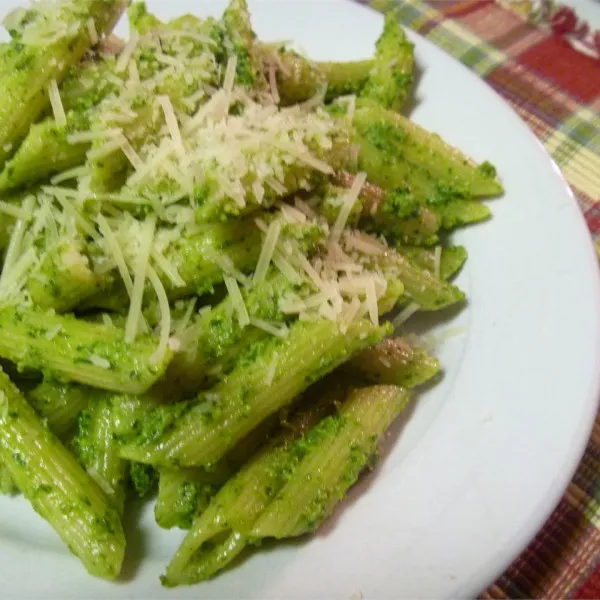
[[172, 480, 199, 528], [128, 462, 157, 497], [380, 187, 420, 219], [477, 160, 497, 178], [72, 409, 96, 468], [359, 121, 405, 155]]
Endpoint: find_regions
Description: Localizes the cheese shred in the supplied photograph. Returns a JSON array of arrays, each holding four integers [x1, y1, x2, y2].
[[250, 317, 288, 339], [151, 247, 185, 288], [48, 79, 66, 127], [393, 302, 420, 328], [147, 266, 171, 365], [223, 274, 250, 327], [158, 95, 184, 155], [331, 172, 367, 243], [116, 30, 139, 73], [86, 17, 98, 45], [96, 214, 134, 296], [433, 246, 442, 280], [264, 351, 279, 385], [125, 215, 156, 342], [365, 278, 379, 326], [254, 219, 282, 283]]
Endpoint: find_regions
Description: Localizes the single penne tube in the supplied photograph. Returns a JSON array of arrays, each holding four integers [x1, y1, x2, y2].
[[351, 101, 503, 198], [359, 13, 414, 111], [73, 396, 129, 514], [0, 368, 125, 579], [251, 385, 410, 538], [351, 337, 440, 388], [258, 41, 374, 106], [0, 305, 172, 393]]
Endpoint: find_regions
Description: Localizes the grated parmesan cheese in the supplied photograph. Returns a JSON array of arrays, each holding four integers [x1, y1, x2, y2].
[[87, 138, 125, 160], [252, 180, 265, 205], [264, 351, 279, 385], [254, 219, 282, 283], [331, 172, 367, 243], [282, 145, 333, 174], [48, 79, 66, 127], [67, 128, 122, 144], [116, 30, 139, 73], [0, 195, 34, 295], [117, 135, 144, 171], [150, 247, 185, 288], [131, 86, 339, 216], [250, 317, 288, 339], [294, 251, 327, 293], [168, 337, 181, 352], [222, 55, 237, 101], [433, 245, 442, 279], [268, 64, 280, 104], [159, 29, 216, 46], [365, 277, 379, 326], [88, 354, 111, 369], [125, 215, 156, 342], [0, 247, 38, 301], [280, 204, 306, 224], [157, 95, 184, 156], [45, 324, 63, 340], [155, 52, 186, 70], [15, 2, 79, 46], [174, 298, 196, 338], [42, 186, 98, 240], [50, 165, 90, 185], [87, 467, 115, 496], [147, 266, 171, 365], [100, 112, 135, 126], [264, 177, 287, 196], [96, 214, 133, 297], [127, 60, 140, 85], [393, 302, 420, 328], [294, 197, 317, 219], [344, 230, 387, 256], [340, 297, 362, 333], [223, 275, 250, 327], [272, 251, 303, 284], [105, 72, 125, 88], [86, 17, 98, 45], [379, 356, 392, 368], [0, 201, 31, 220], [210, 251, 252, 288], [280, 294, 308, 315]]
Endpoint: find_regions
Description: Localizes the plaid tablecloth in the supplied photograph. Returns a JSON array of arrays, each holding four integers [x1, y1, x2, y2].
[[354, 0, 600, 597]]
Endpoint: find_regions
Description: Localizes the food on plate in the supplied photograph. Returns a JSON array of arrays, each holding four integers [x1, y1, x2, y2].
[[0, 0, 502, 586]]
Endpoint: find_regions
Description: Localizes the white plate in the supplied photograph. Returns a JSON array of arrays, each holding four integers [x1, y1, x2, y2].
[[1, 1, 600, 598]]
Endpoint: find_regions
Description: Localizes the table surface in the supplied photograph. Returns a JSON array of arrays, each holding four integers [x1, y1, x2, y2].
[[359, 0, 600, 597]]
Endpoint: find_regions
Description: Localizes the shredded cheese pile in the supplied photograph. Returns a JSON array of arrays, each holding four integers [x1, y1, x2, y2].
[[4, 4, 77, 45], [125, 83, 340, 215], [0, 8, 416, 365]]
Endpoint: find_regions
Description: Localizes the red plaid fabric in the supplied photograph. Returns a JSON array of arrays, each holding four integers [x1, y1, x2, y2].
[[356, 0, 600, 596]]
